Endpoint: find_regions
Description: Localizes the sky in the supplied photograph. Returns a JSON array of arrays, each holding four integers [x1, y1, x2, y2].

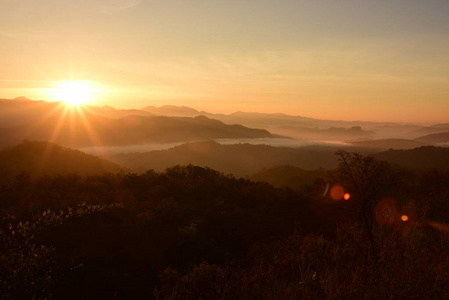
[[1, 0, 449, 122]]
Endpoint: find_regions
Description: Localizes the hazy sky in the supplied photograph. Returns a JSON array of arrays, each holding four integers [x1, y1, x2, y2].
[[1, 0, 449, 122]]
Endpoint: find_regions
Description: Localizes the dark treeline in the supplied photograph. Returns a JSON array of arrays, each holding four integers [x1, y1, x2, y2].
[[1, 158, 449, 298], [0, 165, 322, 299]]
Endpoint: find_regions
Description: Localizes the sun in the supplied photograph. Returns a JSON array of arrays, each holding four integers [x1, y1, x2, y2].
[[51, 81, 95, 106]]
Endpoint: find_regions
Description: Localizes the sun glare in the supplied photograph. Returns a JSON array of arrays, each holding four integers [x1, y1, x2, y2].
[[51, 81, 96, 106]]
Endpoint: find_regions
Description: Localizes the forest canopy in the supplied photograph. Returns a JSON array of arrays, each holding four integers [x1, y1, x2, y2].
[[1, 145, 449, 298]]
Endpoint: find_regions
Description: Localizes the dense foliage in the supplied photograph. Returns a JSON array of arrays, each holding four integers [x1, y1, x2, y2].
[[1, 155, 449, 299], [0, 165, 319, 299]]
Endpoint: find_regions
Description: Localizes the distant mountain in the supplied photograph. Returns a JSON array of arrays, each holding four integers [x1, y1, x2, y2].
[[1, 114, 272, 147], [138, 105, 419, 138], [0, 97, 62, 128], [141, 105, 202, 117], [217, 111, 334, 129], [430, 123, 449, 129], [86, 105, 154, 119], [0, 97, 145, 128], [348, 139, 430, 150], [1, 98, 442, 146], [0, 98, 272, 147], [139, 107, 389, 142], [0, 141, 124, 177], [408, 124, 449, 138], [102, 115, 272, 144], [415, 132, 449, 144], [108, 141, 343, 176], [272, 126, 373, 141], [0, 109, 114, 147], [375, 146, 449, 171], [139, 108, 431, 141]]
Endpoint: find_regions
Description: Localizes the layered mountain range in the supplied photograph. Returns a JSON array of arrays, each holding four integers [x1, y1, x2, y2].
[[0, 98, 271, 148], [1, 97, 448, 151]]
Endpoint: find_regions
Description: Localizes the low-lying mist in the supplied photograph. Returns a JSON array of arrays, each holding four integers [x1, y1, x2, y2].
[[79, 137, 350, 156]]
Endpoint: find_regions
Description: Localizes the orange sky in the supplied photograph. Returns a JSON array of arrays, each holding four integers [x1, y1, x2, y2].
[[1, 1, 449, 122]]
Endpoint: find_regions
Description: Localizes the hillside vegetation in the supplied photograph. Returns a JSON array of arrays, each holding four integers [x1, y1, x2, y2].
[[109, 141, 341, 176], [109, 141, 449, 176], [376, 146, 449, 171], [0, 141, 124, 178], [1, 154, 449, 299]]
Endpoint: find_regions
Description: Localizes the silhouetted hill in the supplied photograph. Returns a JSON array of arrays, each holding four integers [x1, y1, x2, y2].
[[415, 132, 449, 144], [0, 109, 114, 147], [250, 165, 327, 190], [108, 141, 449, 177], [0, 97, 149, 126], [141, 105, 202, 117], [146, 108, 431, 141], [272, 125, 373, 141], [108, 141, 342, 176], [100, 115, 272, 145], [408, 124, 449, 138], [0, 97, 154, 126], [0, 97, 62, 128], [349, 139, 430, 150], [2, 159, 449, 298], [376, 146, 449, 171], [0, 141, 124, 177], [130, 104, 428, 140], [86, 105, 154, 119], [431, 123, 449, 129], [2, 98, 443, 147], [221, 111, 328, 129], [0, 98, 272, 147]]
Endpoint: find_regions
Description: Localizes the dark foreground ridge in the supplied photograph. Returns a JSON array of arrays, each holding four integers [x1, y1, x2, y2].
[[1, 144, 449, 299]]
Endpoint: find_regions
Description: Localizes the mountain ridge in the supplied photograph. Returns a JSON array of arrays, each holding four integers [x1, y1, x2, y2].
[[1, 98, 445, 147], [0, 141, 125, 177], [0, 99, 273, 148]]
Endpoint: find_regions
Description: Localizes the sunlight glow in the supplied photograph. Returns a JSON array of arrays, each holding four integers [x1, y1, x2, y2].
[[51, 81, 96, 106], [401, 215, 409, 222], [343, 193, 350, 200]]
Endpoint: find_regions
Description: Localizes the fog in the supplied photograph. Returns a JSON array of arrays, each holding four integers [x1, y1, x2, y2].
[[79, 138, 349, 156]]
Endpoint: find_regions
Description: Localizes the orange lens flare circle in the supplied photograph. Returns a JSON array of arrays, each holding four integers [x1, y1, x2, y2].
[[329, 184, 345, 200], [401, 215, 409, 222]]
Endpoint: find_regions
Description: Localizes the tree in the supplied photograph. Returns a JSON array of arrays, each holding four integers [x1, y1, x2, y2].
[[332, 150, 391, 262]]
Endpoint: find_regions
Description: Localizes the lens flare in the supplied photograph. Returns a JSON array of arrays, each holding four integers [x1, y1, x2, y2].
[[374, 198, 399, 225], [323, 182, 330, 197], [329, 184, 345, 200], [401, 215, 409, 222], [343, 193, 350, 200]]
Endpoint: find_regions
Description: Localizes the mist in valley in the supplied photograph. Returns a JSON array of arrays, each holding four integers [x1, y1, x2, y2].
[[2, 1, 449, 297]]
